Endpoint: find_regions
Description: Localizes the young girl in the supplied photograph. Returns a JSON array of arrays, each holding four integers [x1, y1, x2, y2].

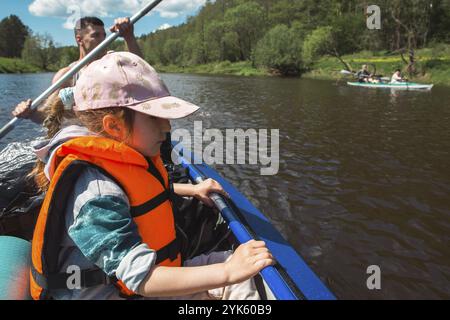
[[30, 51, 274, 300]]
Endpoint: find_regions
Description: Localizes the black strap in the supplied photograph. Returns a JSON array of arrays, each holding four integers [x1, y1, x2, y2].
[[130, 190, 170, 217], [129, 158, 172, 218], [31, 265, 116, 291], [155, 238, 180, 264], [253, 273, 268, 300], [145, 157, 167, 190]]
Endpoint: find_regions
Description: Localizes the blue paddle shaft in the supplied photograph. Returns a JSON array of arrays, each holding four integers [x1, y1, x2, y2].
[[192, 172, 299, 300]]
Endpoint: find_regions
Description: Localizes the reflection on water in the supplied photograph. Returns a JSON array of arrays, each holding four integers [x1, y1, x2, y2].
[[1, 72, 449, 299]]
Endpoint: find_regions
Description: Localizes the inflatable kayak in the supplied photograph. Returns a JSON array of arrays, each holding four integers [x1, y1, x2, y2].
[[0, 236, 32, 300], [171, 143, 335, 300], [0, 142, 336, 300], [347, 81, 433, 90]]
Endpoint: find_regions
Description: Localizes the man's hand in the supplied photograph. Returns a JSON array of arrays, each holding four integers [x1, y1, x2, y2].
[[109, 16, 143, 58], [12, 99, 32, 118], [110, 17, 134, 40]]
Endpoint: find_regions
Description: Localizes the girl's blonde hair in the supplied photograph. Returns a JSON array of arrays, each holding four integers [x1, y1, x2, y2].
[[30, 91, 135, 192], [29, 90, 68, 192], [75, 107, 135, 139]]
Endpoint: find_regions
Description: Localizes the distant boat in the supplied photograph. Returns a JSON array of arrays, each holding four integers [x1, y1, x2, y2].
[[347, 81, 433, 90]]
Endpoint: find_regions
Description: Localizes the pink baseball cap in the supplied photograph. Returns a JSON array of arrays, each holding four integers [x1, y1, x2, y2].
[[73, 51, 199, 119]]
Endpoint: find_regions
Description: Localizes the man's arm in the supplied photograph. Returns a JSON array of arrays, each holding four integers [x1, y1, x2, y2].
[[52, 66, 73, 85], [11, 66, 72, 124], [124, 35, 143, 58], [11, 99, 45, 124]]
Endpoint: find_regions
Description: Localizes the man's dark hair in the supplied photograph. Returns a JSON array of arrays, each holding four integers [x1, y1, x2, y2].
[[74, 17, 104, 36], [395, 69, 401, 73]]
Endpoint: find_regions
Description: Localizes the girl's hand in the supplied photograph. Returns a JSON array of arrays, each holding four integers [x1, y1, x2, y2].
[[223, 240, 275, 285], [193, 178, 229, 207]]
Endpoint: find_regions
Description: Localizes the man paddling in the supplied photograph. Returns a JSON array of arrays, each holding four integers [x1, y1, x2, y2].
[[355, 64, 382, 84], [356, 65, 372, 83], [12, 16, 142, 122]]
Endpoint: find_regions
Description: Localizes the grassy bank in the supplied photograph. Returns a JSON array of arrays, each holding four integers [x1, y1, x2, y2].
[[3, 46, 450, 86], [157, 46, 450, 86], [156, 60, 267, 77], [0, 57, 42, 73], [303, 46, 450, 86]]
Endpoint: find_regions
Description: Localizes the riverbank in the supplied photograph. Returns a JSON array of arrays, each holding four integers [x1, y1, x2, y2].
[[0, 57, 42, 73], [155, 61, 267, 77], [303, 46, 450, 86], [2, 46, 450, 86], [156, 46, 450, 86]]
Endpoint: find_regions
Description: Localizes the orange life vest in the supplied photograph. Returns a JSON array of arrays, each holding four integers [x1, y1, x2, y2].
[[30, 136, 181, 300]]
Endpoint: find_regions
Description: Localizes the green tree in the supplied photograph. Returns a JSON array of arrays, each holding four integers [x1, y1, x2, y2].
[[254, 23, 304, 75], [303, 26, 334, 65], [224, 1, 265, 61], [385, 0, 440, 74], [268, 0, 310, 27], [205, 21, 225, 62], [134, 0, 450, 70], [0, 15, 29, 58], [429, 0, 450, 43], [109, 40, 126, 52], [55, 46, 78, 69], [163, 39, 182, 65], [303, 13, 363, 71], [222, 31, 241, 62], [141, 39, 161, 65], [22, 33, 58, 70], [183, 34, 207, 66]]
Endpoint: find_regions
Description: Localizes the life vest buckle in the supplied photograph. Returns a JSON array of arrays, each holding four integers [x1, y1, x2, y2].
[[78, 268, 117, 288]]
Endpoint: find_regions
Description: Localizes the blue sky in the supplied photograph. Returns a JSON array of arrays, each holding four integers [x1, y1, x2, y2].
[[0, 0, 207, 47]]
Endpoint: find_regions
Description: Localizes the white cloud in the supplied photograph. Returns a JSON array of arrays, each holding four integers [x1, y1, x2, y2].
[[156, 0, 207, 18], [160, 11, 179, 19], [157, 23, 172, 31], [28, 0, 208, 22]]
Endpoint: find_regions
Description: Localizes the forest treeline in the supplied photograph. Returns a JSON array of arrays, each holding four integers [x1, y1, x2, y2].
[[1, 0, 449, 75]]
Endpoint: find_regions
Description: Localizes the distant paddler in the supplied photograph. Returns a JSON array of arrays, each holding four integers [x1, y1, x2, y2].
[[390, 69, 407, 84], [356, 65, 371, 83], [356, 64, 380, 83]]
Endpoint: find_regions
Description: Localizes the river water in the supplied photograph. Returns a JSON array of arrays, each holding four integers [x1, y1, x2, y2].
[[0, 72, 449, 299]]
